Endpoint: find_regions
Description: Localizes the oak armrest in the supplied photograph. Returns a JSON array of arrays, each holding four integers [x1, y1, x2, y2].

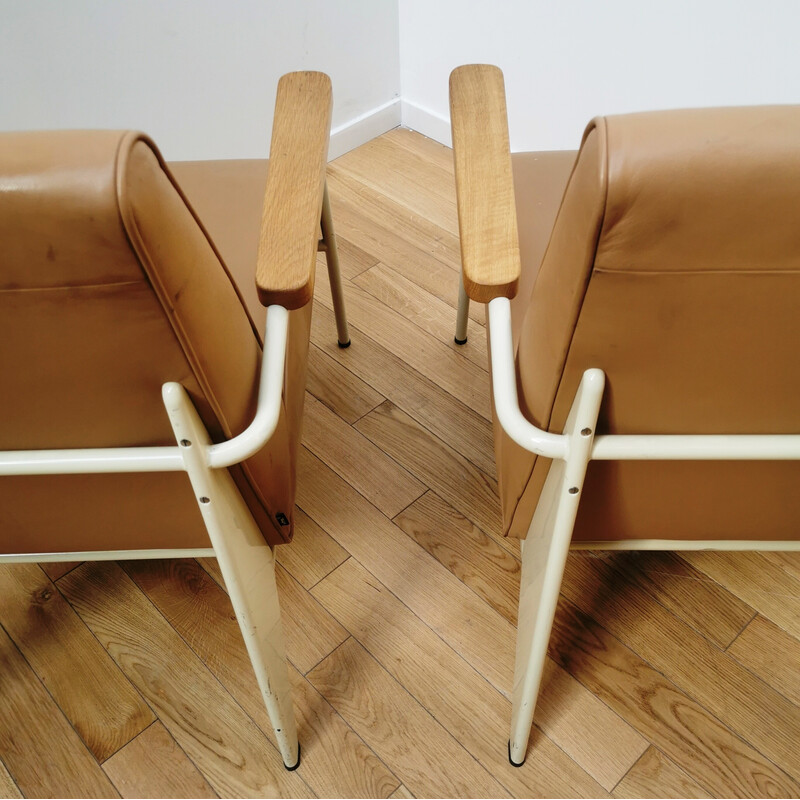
[[256, 71, 332, 309], [450, 64, 521, 302]]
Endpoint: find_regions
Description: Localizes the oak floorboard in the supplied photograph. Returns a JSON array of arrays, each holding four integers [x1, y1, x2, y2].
[[332, 135, 459, 236], [354, 401, 506, 551], [39, 561, 81, 581], [384, 127, 457, 175], [549, 597, 800, 797], [297, 447, 515, 696], [313, 558, 635, 795], [728, 614, 800, 705], [612, 747, 712, 799], [0, 625, 118, 799], [0, 563, 154, 762], [388, 784, 414, 799], [275, 507, 349, 590], [316, 266, 492, 420], [307, 638, 508, 799], [394, 491, 520, 625], [123, 558, 399, 799], [306, 343, 385, 424], [310, 302, 497, 479], [315, 233, 379, 280], [198, 556, 349, 676], [302, 393, 426, 518], [559, 552, 800, 782], [0, 760, 21, 799], [681, 551, 800, 640], [58, 561, 311, 798], [102, 721, 217, 799], [353, 263, 488, 369]]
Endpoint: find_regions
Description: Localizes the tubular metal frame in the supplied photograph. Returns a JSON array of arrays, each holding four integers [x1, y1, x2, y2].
[[485, 296, 800, 767]]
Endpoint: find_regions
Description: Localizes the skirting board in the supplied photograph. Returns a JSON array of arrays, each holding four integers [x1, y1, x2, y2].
[[401, 99, 452, 147], [329, 98, 402, 160]]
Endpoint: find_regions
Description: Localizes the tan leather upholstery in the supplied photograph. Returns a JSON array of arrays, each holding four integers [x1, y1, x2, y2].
[[497, 108, 800, 541], [0, 132, 308, 553]]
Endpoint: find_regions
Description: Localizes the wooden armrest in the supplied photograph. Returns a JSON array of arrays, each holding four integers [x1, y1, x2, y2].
[[450, 64, 521, 302], [256, 71, 332, 309]]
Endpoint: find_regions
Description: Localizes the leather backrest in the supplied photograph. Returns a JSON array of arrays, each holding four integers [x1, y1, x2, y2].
[[506, 108, 800, 540], [0, 131, 301, 552]]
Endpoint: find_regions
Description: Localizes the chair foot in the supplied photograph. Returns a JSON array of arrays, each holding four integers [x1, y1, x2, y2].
[[337, 339, 351, 349], [284, 743, 301, 771], [508, 740, 525, 767], [454, 336, 468, 345]]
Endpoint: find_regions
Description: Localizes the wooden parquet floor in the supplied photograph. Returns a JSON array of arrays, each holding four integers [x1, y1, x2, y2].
[[1, 128, 800, 798]]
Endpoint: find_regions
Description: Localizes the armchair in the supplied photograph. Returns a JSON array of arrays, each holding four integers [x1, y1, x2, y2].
[[0, 71, 348, 771], [450, 64, 800, 766]]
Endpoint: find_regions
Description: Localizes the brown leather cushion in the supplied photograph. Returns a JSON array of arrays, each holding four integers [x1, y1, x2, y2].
[[0, 132, 306, 554], [498, 108, 800, 541]]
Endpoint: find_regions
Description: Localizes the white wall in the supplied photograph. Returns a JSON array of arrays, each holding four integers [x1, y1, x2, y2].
[[399, 0, 800, 151], [0, 0, 400, 160]]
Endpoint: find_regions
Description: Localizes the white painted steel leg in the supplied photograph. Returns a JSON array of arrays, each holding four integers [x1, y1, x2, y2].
[[320, 181, 351, 348], [162, 382, 299, 769], [455, 278, 470, 344], [509, 369, 605, 766]]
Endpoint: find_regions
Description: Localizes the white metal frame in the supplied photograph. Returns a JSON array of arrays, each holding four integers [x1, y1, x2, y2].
[[485, 296, 800, 766], [2, 219, 350, 769]]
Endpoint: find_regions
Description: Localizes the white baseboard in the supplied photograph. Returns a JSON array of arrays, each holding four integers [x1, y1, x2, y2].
[[329, 98, 402, 160], [400, 100, 452, 147]]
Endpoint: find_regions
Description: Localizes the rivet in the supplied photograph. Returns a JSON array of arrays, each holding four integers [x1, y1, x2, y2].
[[180, 439, 192, 447], [580, 428, 592, 437], [199, 496, 211, 504], [568, 486, 579, 495]]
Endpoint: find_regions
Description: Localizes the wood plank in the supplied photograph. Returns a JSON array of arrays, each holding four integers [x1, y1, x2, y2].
[[728, 614, 800, 705], [306, 342, 385, 424], [316, 233, 379, 280], [450, 65, 521, 302], [58, 561, 310, 798], [124, 558, 399, 799], [316, 266, 492, 420], [311, 302, 497, 479], [354, 263, 488, 369], [354, 401, 507, 551], [559, 551, 800, 783], [307, 638, 509, 799], [0, 563, 154, 762], [0, 624, 118, 799], [0, 760, 21, 799], [313, 558, 634, 795], [199, 556, 349, 675], [388, 785, 414, 800], [40, 561, 81, 581], [256, 71, 331, 309], [302, 393, 426, 518], [384, 127, 456, 175], [682, 551, 800, 639], [325, 168, 484, 325], [394, 491, 520, 624], [549, 597, 800, 798], [297, 446, 515, 696], [761, 550, 800, 583], [612, 747, 712, 799], [610, 551, 756, 649], [333, 135, 459, 236], [275, 506, 349, 589], [102, 722, 216, 799]]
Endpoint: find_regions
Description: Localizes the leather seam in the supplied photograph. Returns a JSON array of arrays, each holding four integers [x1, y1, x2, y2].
[[0, 279, 143, 294]]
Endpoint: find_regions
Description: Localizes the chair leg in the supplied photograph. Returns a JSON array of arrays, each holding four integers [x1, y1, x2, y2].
[[508, 369, 604, 766], [455, 278, 470, 344], [162, 383, 300, 770], [320, 181, 351, 349]]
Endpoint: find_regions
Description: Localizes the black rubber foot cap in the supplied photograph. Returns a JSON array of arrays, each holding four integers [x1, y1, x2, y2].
[[337, 339, 351, 349], [284, 743, 301, 771], [508, 740, 525, 767], [454, 336, 468, 345]]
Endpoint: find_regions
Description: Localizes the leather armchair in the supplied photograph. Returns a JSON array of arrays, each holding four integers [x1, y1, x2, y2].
[[450, 64, 800, 766], [0, 71, 349, 770]]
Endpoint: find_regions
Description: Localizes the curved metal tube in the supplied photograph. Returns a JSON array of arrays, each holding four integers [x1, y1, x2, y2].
[[206, 305, 289, 469], [488, 297, 569, 460]]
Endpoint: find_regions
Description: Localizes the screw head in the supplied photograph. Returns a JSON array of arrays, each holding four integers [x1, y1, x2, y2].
[[568, 486, 579, 495]]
